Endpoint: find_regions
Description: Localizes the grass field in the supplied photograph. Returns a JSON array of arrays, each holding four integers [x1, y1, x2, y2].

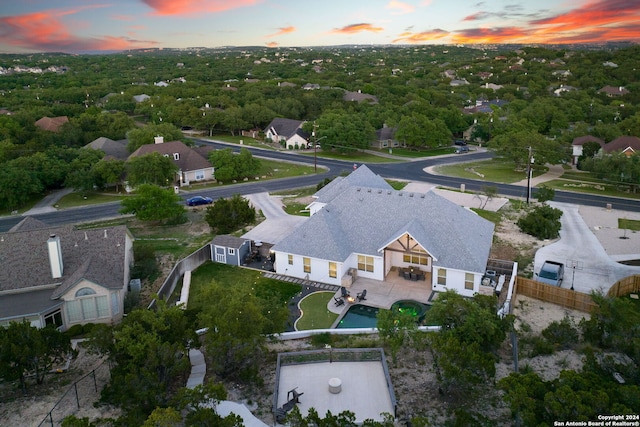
[[295, 291, 339, 330]]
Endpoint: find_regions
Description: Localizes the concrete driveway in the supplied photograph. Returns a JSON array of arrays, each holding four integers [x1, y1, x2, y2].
[[534, 202, 640, 294], [241, 192, 307, 245]]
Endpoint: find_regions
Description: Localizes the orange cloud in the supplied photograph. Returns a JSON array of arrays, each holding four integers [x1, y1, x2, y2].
[[266, 26, 296, 38], [0, 9, 155, 53], [331, 23, 384, 34], [142, 0, 262, 16], [451, 27, 529, 44], [266, 42, 279, 48], [386, 0, 415, 15], [393, 29, 449, 43]]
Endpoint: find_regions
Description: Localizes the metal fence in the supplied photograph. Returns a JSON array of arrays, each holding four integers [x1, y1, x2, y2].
[[36, 362, 111, 427], [148, 243, 211, 309]]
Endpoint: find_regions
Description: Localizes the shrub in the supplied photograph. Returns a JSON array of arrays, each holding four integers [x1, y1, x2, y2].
[[517, 204, 562, 239], [541, 316, 580, 350]]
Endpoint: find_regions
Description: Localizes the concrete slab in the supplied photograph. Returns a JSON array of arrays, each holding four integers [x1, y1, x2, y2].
[[277, 361, 394, 423]]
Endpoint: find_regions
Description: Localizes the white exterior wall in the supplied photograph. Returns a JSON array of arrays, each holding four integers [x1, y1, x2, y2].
[[308, 201, 326, 216], [431, 267, 481, 298], [343, 253, 384, 281], [182, 167, 215, 186], [286, 134, 308, 149], [61, 279, 116, 327], [274, 251, 344, 286]]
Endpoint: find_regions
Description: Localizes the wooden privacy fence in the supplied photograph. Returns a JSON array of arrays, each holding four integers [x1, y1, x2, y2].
[[607, 275, 640, 297], [514, 277, 597, 313]]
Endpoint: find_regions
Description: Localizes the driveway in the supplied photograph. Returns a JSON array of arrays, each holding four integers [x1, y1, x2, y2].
[[534, 202, 640, 294], [241, 192, 307, 245]]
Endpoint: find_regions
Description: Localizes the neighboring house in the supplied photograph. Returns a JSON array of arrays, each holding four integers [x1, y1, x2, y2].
[[484, 83, 503, 91], [154, 81, 169, 87], [35, 116, 69, 132], [133, 94, 151, 103], [84, 137, 129, 160], [343, 90, 379, 104], [0, 217, 134, 330], [264, 118, 310, 149], [449, 79, 469, 87], [274, 166, 495, 298], [278, 82, 296, 88], [571, 135, 604, 165], [128, 136, 215, 186], [302, 83, 320, 90], [371, 125, 400, 150], [553, 85, 579, 97], [210, 235, 251, 266], [598, 86, 630, 97], [603, 136, 640, 157]]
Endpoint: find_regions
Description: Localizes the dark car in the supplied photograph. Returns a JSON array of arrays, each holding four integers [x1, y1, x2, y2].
[[455, 145, 470, 154], [186, 196, 213, 206], [454, 139, 467, 146]]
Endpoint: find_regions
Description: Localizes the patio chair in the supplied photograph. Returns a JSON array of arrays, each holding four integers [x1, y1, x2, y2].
[[334, 296, 345, 307], [341, 286, 350, 298], [403, 271, 411, 280], [356, 289, 367, 302]]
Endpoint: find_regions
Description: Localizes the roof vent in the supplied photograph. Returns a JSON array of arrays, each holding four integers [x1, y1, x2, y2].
[[367, 188, 371, 192], [420, 194, 425, 198], [104, 229, 108, 238], [409, 193, 414, 197], [387, 190, 391, 195], [357, 188, 361, 192], [84, 231, 88, 240]]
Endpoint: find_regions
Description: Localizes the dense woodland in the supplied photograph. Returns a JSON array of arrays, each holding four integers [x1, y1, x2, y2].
[[1, 44, 639, 210]]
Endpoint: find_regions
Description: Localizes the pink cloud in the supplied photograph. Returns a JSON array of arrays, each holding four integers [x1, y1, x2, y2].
[[386, 0, 415, 15], [330, 23, 385, 34], [266, 26, 296, 38], [393, 29, 449, 43], [0, 9, 156, 52], [266, 41, 279, 48], [142, 0, 262, 16]]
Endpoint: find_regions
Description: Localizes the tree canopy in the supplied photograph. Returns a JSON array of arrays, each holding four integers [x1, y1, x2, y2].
[[119, 184, 185, 223]]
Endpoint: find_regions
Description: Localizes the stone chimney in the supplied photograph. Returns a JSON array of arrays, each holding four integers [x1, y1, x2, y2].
[[154, 135, 164, 144], [47, 234, 64, 279]]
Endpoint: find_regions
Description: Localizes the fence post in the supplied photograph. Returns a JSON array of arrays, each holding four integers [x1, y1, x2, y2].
[[74, 382, 80, 409], [93, 368, 98, 392]]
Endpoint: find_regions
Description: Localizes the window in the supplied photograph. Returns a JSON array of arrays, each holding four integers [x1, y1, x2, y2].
[[44, 310, 63, 328], [329, 262, 337, 278], [66, 294, 110, 323], [173, 153, 180, 160], [403, 253, 428, 265], [195, 169, 205, 180], [465, 273, 474, 290], [75, 287, 96, 297], [111, 292, 120, 316], [303, 257, 311, 273], [288, 254, 293, 265], [437, 269, 447, 286], [228, 248, 235, 255], [357, 255, 374, 273]]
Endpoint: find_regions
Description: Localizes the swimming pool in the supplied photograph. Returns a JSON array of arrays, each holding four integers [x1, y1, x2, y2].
[[335, 300, 431, 329]]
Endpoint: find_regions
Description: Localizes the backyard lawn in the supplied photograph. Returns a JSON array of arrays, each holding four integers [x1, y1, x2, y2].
[[295, 291, 339, 330]]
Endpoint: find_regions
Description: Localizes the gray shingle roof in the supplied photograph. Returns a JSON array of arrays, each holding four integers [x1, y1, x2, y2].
[[128, 140, 212, 172], [211, 235, 249, 249], [0, 224, 132, 295], [274, 187, 494, 274], [264, 118, 305, 139], [85, 137, 129, 160], [313, 165, 392, 204]]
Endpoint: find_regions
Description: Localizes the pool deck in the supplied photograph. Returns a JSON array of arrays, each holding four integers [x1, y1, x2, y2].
[[328, 270, 434, 315]]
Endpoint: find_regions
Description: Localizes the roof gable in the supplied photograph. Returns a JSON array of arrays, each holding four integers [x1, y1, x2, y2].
[[264, 118, 304, 139], [603, 136, 640, 153], [128, 140, 212, 171], [313, 165, 392, 204]]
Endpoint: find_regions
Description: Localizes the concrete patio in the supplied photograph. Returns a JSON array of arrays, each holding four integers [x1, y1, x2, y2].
[[328, 268, 435, 315]]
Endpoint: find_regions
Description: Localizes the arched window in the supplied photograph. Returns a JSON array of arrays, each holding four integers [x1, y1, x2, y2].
[[75, 287, 96, 297]]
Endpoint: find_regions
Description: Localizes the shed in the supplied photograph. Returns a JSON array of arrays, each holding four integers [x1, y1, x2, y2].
[[210, 235, 251, 266]]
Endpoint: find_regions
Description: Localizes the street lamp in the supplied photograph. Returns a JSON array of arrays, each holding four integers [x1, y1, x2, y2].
[[311, 122, 327, 173], [526, 148, 534, 204]]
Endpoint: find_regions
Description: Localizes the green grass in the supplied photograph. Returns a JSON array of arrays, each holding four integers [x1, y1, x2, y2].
[[296, 291, 339, 331], [259, 159, 318, 178], [299, 150, 399, 163], [187, 262, 301, 311], [55, 191, 125, 208], [620, 218, 640, 231], [435, 159, 548, 183], [386, 180, 408, 190], [370, 146, 455, 158], [470, 208, 502, 226], [542, 179, 640, 199], [282, 202, 310, 216]]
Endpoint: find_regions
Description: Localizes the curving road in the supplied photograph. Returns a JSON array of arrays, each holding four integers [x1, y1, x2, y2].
[[1, 141, 639, 233]]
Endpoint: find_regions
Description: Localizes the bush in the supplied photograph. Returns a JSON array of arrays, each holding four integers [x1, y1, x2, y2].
[[517, 204, 562, 239], [541, 316, 580, 350]]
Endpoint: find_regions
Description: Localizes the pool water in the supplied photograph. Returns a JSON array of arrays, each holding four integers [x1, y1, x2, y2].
[[336, 300, 431, 329], [336, 304, 380, 328]]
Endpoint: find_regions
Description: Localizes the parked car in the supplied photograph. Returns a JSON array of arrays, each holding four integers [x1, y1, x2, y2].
[[454, 139, 467, 146], [536, 261, 565, 286], [186, 196, 213, 206], [455, 145, 470, 154]]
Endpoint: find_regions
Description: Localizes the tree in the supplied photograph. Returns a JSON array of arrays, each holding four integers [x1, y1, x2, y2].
[[127, 123, 184, 153], [0, 164, 43, 210], [376, 307, 418, 363], [476, 185, 497, 209], [120, 184, 185, 223], [63, 148, 105, 192], [208, 147, 261, 182], [90, 303, 196, 425], [92, 158, 126, 191], [204, 194, 255, 234], [126, 152, 178, 187], [315, 111, 376, 152], [517, 204, 562, 239], [0, 322, 72, 393], [535, 185, 555, 203]]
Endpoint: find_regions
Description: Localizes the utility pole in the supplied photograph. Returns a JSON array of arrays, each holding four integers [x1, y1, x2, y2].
[[526, 146, 533, 204], [312, 121, 318, 172]]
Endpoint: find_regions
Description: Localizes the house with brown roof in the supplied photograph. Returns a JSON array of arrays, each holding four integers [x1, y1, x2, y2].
[[128, 137, 215, 186], [571, 135, 604, 165], [371, 125, 400, 149], [603, 136, 640, 157], [598, 86, 630, 97], [0, 217, 134, 331], [35, 116, 69, 132]]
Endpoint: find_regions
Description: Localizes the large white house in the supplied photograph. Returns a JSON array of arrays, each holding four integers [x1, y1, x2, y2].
[[272, 166, 495, 297]]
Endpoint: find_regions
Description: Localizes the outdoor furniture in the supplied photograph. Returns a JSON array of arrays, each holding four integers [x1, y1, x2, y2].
[[356, 289, 367, 302], [341, 286, 350, 298], [334, 296, 345, 307], [403, 271, 411, 280], [410, 273, 418, 281]]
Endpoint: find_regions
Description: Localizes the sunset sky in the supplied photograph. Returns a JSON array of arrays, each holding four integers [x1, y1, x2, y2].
[[1, 0, 639, 53]]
